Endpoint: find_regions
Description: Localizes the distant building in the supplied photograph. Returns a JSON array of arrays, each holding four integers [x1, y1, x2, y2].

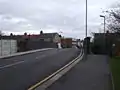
[[72, 39, 81, 48], [72, 39, 77, 46], [61, 38, 72, 48], [26, 33, 61, 50], [29, 33, 61, 43], [0, 32, 61, 52]]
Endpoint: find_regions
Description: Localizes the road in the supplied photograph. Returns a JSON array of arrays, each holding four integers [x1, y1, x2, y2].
[[0, 48, 80, 90]]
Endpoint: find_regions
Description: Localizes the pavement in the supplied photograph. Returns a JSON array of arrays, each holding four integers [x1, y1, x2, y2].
[[0, 48, 80, 90], [0, 48, 52, 59], [47, 55, 112, 90]]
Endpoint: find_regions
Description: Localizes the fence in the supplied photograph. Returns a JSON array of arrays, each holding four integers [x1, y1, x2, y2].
[[26, 40, 57, 50]]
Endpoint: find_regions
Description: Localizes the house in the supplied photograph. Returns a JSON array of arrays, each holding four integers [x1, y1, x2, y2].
[[29, 33, 61, 43], [0, 32, 61, 52], [23, 32, 61, 50]]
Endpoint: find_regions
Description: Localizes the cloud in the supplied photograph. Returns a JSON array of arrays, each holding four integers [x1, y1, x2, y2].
[[0, 0, 118, 38]]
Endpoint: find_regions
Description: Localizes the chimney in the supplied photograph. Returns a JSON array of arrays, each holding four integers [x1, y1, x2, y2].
[[24, 32, 27, 36], [40, 30, 43, 35]]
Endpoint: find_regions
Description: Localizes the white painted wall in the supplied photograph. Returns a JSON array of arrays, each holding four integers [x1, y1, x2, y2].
[[0, 40, 17, 56]]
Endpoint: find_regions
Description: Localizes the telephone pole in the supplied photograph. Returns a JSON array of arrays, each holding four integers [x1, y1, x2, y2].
[[86, 0, 88, 38]]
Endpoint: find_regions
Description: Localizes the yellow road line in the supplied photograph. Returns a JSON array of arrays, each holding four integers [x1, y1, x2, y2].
[[28, 50, 83, 90]]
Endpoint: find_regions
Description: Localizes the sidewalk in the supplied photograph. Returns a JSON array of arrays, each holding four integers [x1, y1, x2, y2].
[[0, 48, 52, 59], [47, 55, 112, 90]]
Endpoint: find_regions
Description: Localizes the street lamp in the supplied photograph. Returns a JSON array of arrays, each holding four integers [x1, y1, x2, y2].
[[100, 15, 105, 33], [100, 15, 106, 54]]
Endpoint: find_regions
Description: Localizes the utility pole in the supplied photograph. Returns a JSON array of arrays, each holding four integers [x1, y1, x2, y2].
[[0, 36, 2, 56], [0, 31, 2, 56], [84, 0, 88, 56], [86, 0, 88, 38], [100, 15, 106, 54]]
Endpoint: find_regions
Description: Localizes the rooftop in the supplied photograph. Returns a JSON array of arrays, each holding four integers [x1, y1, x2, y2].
[[0, 33, 59, 40]]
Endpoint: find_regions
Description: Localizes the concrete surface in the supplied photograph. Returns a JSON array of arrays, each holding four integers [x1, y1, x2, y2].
[[0, 48, 52, 59], [47, 55, 111, 90]]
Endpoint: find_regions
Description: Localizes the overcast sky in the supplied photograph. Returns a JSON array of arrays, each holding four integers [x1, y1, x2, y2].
[[0, 0, 118, 39]]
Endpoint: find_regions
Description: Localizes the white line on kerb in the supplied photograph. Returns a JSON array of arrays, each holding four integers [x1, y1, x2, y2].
[[0, 61, 25, 69]]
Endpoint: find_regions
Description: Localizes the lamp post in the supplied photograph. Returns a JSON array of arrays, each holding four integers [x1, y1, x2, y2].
[[100, 15, 106, 54], [100, 15, 105, 33], [0, 35, 2, 56]]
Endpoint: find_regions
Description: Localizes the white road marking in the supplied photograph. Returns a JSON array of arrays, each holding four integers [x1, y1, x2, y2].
[[0, 61, 25, 69]]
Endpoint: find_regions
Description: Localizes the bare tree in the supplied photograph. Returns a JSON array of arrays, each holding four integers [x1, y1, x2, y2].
[[106, 3, 120, 33]]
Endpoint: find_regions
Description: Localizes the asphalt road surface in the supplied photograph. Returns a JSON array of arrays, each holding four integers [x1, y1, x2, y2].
[[0, 48, 80, 90]]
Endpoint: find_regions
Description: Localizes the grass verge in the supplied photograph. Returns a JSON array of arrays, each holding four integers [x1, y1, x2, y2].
[[110, 57, 120, 90]]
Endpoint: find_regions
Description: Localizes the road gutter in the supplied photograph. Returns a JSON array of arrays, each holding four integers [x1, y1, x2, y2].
[[28, 49, 84, 90]]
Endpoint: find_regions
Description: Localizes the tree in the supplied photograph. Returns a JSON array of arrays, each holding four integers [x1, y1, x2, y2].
[[10, 33, 13, 36], [59, 35, 62, 38], [24, 32, 27, 36], [105, 3, 120, 33], [40, 30, 43, 34]]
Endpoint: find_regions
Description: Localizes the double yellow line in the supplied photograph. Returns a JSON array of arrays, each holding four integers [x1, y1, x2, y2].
[[28, 50, 83, 90]]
